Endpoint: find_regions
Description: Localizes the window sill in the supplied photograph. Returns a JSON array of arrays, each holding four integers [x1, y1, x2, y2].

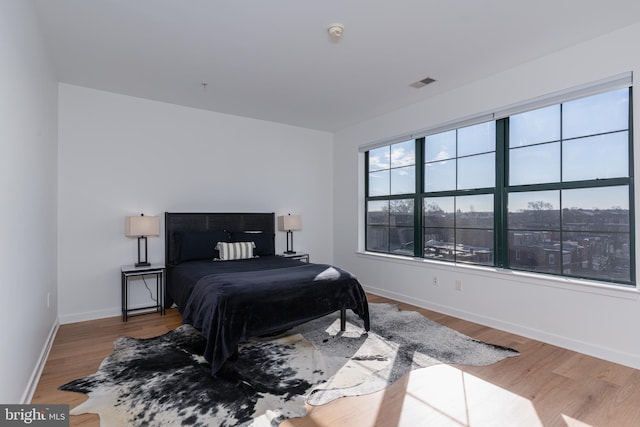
[[356, 251, 639, 301]]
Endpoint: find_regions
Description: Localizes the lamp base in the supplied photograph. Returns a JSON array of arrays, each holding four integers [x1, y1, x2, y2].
[[285, 230, 297, 254], [135, 236, 151, 268]]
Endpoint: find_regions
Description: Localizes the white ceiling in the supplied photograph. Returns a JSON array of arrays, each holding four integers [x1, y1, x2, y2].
[[33, 0, 640, 132]]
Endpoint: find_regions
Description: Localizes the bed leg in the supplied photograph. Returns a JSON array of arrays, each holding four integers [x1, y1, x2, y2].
[[340, 308, 346, 331]]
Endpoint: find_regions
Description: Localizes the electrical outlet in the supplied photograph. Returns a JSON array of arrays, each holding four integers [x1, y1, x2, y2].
[[432, 276, 438, 286], [455, 280, 462, 292]]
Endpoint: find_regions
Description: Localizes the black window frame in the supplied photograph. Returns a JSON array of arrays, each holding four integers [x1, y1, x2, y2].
[[364, 86, 635, 287], [365, 140, 421, 256]]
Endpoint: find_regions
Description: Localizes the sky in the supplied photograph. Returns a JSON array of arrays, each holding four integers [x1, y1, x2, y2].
[[368, 88, 630, 213]]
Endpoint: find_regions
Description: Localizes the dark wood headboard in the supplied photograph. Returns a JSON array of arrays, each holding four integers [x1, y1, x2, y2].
[[164, 212, 275, 267]]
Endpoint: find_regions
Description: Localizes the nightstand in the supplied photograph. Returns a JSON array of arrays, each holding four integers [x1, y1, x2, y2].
[[121, 264, 165, 322], [278, 252, 310, 263]]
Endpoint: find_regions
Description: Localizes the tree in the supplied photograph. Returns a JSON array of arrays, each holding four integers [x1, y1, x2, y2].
[[425, 201, 443, 213], [527, 200, 553, 211], [390, 199, 414, 213]]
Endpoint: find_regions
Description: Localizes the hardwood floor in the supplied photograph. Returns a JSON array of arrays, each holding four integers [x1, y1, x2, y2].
[[32, 309, 183, 426], [32, 295, 640, 426]]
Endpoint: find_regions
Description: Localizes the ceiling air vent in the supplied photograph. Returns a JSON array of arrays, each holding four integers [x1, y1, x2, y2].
[[409, 77, 436, 89]]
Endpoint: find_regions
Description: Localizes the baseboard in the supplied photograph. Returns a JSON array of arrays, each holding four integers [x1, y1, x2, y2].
[[364, 284, 640, 371], [58, 301, 167, 325], [59, 307, 121, 324], [22, 318, 59, 404]]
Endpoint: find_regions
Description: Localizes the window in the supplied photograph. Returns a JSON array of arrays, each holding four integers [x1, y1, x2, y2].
[[364, 84, 634, 286], [506, 88, 632, 282], [366, 141, 416, 255], [423, 121, 496, 265]]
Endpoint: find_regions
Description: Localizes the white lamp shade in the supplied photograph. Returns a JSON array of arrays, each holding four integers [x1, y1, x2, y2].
[[125, 215, 160, 237], [277, 214, 302, 231]]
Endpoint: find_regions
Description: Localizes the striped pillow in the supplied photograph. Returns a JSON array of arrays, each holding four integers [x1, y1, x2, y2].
[[215, 241, 256, 260]]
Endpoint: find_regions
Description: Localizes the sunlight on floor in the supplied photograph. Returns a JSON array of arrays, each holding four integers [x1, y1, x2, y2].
[[301, 317, 547, 427], [562, 414, 594, 427], [378, 364, 543, 427]]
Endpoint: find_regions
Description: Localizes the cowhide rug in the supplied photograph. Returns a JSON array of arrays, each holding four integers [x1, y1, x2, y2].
[[59, 303, 518, 426]]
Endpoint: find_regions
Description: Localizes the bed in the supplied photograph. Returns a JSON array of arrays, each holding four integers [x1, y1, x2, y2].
[[164, 212, 370, 376]]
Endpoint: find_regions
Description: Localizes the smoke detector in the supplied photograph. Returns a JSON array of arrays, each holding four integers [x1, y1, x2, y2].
[[328, 23, 344, 40]]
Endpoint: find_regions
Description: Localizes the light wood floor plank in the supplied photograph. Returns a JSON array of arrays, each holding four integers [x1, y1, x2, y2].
[[31, 294, 640, 426]]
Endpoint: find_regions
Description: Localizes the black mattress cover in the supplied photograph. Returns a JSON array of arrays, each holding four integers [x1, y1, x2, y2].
[[168, 256, 370, 375]]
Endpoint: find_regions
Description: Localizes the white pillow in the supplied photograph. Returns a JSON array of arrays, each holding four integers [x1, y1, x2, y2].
[[215, 241, 256, 260]]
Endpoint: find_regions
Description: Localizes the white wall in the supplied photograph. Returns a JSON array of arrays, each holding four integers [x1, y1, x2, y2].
[[0, 1, 59, 403], [58, 84, 334, 323], [334, 23, 640, 369]]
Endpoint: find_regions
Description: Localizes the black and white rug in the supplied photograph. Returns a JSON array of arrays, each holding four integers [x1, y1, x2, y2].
[[59, 303, 519, 426]]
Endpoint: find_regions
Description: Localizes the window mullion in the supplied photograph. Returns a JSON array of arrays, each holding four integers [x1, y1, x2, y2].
[[364, 153, 370, 252], [495, 118, 507, 268], [628, 88, 636, 285], [415, 138, 424, 257]]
